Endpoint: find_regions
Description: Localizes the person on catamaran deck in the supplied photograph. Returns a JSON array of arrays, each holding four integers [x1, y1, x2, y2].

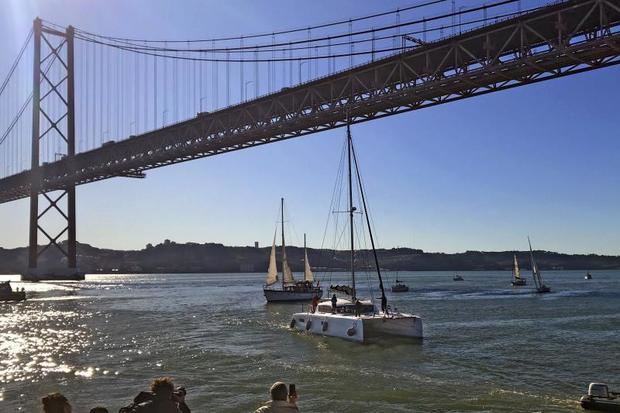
[[381, 295, 388, 315], [355, 299, 362, 317], [311, 295, 319, 313], [331, 294, 337, 313]]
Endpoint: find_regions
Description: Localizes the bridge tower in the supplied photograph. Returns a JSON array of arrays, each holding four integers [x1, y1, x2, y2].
[[23, 18, 82, 281]]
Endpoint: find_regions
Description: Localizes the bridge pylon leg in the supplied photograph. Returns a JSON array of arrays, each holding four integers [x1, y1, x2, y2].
[[23, 19, 82, 282]]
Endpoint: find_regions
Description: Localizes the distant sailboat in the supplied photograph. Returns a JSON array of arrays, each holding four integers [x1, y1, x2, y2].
[[585, 272, 592, 280], [263, 198, 323, 302], [528, 237, 551, 293], [453, 274, 464, 281], [511, 254, 527, 286]]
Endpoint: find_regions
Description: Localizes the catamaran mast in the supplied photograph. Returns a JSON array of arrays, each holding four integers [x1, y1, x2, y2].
[[281, 197, 285, 289], [350, 129, 388, 311], [347, 123, 356, 301]]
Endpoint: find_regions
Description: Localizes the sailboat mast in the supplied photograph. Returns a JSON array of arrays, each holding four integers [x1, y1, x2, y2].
[[347, 122, 356, 300], [303, 232, 306, 276], [528, 236, 539, 289], [281, 197, 285, 289]]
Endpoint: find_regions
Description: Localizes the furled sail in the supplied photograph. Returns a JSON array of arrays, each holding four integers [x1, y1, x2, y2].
[[265, 234, 278, 286], [282, 238, 295, 284], [513, 254, 521, 279], [304, 248, 314, 282]]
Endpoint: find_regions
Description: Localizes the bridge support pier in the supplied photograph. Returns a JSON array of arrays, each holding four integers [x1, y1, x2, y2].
[[22, 19, 83, 282]]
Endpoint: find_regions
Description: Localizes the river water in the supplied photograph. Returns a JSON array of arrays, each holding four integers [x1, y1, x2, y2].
[[1, 270, 618, 412]]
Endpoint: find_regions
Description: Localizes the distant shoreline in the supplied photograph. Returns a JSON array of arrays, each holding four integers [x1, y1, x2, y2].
[[1, 240, 619, 274]]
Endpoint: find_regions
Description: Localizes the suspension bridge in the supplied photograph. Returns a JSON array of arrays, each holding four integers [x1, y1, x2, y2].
[[0, 0, 618, 279]]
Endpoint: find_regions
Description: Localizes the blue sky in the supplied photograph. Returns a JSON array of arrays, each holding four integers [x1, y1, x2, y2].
[[0, 0, 618, 254]]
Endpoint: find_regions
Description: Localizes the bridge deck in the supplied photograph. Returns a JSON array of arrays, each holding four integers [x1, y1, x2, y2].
[[0, 0, 619, 204]]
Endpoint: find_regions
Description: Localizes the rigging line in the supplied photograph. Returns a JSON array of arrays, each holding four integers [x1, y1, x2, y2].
[[0, 29, 34, 100], [66, 0, 446, 44], [72, 0, 523, 54]]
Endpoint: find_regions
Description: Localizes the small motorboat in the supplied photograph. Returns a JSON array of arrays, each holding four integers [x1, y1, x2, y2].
[[580, 383, 620, 412], [453, 274, 464, 281], [391, 280, 409, 293], [585, 272, 593, 280], [0, 281, 26, 302]]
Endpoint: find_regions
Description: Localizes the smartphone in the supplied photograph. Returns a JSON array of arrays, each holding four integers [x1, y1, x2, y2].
[[289, 384, 296, 396]]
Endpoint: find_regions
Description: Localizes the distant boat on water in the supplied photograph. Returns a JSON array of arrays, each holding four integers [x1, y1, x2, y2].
[[511, 254, 527, 286], [391, 279, 409, 292], [0, 281, 26, 302], [528, 237, 551, 293], [585, 272, 593, 280], [263, 198, 323, 302], [453, 274, 464, 281]]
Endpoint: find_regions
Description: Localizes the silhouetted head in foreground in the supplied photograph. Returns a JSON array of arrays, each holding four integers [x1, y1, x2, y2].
[[151, 377, 175, 399], [270, 382, 288, 401], [89, 408, 109, 413], [42, 393, 72, 413]]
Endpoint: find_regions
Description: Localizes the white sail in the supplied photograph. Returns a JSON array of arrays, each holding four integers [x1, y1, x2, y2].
[[265, 234, 278, 286], [304, 248, 314, 282], [282, 238, 295, 284], [513, 254, 521, 279]]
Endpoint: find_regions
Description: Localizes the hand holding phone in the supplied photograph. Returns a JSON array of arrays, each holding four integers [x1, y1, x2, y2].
[[288, 383, 297, 402]]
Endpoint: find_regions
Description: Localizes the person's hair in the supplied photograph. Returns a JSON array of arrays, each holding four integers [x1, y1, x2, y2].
[[89, 408, 109, 413], [270, 382, 288, 401], [42, 393, 70, 413], [151, 377, 175, 398]]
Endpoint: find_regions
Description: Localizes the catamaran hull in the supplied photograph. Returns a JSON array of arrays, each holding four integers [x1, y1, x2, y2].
[[264, 289, 323, 302], [511, 279, 527, 286], [290, 312, 423, 343]]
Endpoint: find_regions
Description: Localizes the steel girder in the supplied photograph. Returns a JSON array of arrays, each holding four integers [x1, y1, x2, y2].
[[0, 0, 619, 204]]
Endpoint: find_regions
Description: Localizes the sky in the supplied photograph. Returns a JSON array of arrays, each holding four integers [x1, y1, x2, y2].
[[0, 0, 618, 255]]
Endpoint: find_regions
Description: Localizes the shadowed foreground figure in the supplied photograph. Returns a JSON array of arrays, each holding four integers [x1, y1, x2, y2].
[[42, 393, 72, 413], [120, 377, 190, 413], [255, 382, 300, 413]]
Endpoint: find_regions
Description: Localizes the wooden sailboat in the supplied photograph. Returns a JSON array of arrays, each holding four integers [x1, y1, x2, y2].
[[511, 254, 527, 286], [528, 237, 550, 293], [263, 198, 323, 302], [290, 123, 422, 342]]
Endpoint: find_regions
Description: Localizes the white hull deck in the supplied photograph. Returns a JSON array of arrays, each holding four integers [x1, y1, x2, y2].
[[264, 288, 323, 302], [290, 311, 423, 343]]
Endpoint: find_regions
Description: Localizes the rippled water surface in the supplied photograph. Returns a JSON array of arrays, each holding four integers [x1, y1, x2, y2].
[[1, 271, 619, 412]]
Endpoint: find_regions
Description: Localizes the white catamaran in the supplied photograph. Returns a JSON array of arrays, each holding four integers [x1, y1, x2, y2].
[[511, 254, 527, 286], [290, 123, 423, 342], [263, 198, 323, 302], [528, 237, 551, 293]]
